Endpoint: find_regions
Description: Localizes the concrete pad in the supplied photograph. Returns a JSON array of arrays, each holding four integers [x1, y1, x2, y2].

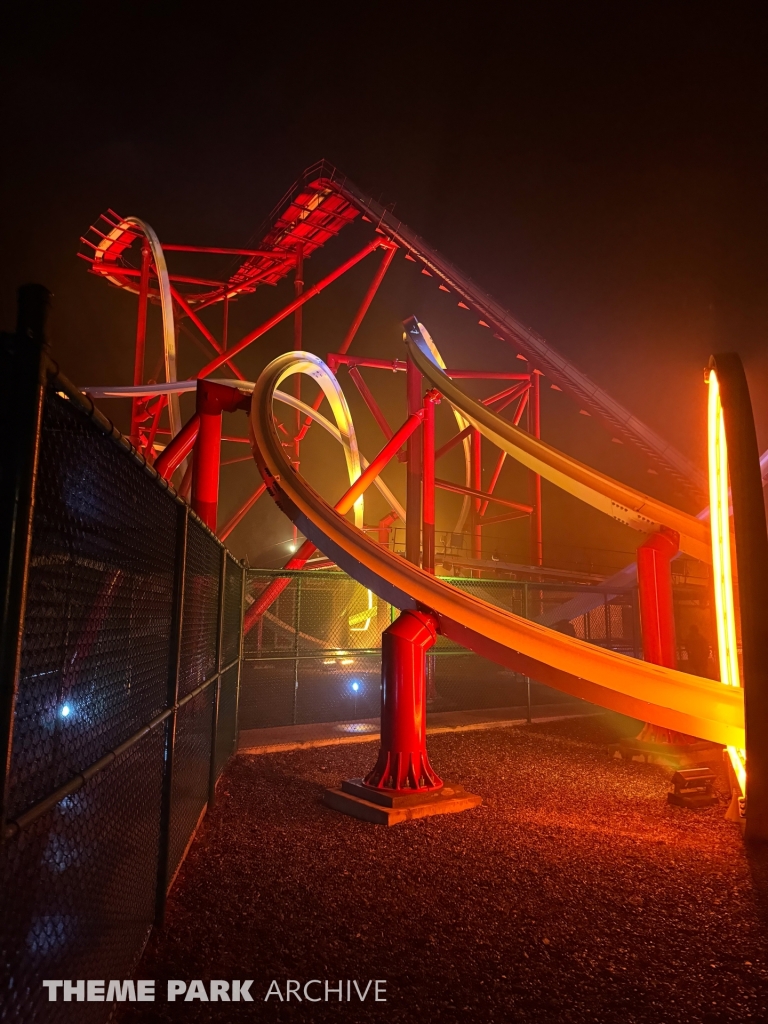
[[323, 780, 482, 825]]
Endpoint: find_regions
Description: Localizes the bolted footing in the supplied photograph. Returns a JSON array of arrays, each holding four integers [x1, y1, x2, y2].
[[323, 778, 482, 826]]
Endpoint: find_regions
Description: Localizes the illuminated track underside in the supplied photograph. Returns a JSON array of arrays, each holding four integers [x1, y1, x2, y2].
[[251, 352, 744, 750]]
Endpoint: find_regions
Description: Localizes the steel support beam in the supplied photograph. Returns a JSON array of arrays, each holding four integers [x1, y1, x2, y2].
[[406, 356, 422, 565]]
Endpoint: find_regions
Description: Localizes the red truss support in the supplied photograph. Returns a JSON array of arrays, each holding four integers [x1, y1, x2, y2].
[[196, 238, 383, 378], [244, 407, 426, 632]]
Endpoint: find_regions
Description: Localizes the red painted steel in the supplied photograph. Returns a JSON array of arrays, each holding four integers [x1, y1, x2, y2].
[[405, 356, 423, 565], [435, 424, 473, 461], [443, 370, 530, 380], [483, 380, 531, 408], [293, 244, 304, 466], [146, 394, 166, 454], [477, 510, 529, 526], [244, 409, 426, 631], [170, 287, 245, 380], [362, 610, 443, 793], [191, 381, 252, 531], [637, 527, 680, 668], [348, 366, 394, 440], [435, 479, 534, 513], [421, 390, 441, 574], [529, 371, 543, 565], [472, 428, 482, 560], [329, 354, 407, 373], [378, 510, 399, 546], [161, 244, 293, 258], [196, 238, 383, 378], [338, 242, 397, 355], [154, 414, 200, 480], [130, 239, 151, 442], [219, 483, 267, 541], [479, 384, 531, 515]]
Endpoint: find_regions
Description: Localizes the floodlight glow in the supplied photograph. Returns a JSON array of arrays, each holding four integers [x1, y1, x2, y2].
[[60, 705, 71, 718], [707, 368, 746, 792], [340, 658, 354, 666], [351, 681, 360, 692]]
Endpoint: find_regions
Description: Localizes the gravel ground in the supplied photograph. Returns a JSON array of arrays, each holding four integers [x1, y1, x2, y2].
[[119, 714, 768, 1024]]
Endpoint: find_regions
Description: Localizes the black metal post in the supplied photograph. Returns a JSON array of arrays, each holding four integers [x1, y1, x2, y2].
[[155, 503, 188, 926], [523, 583, 531, 723], [292, 574, 301, 725], [709, 353, 768, 842], [208, 546, 227, 808], [234, 564, 245, 750], [0, 285, 51, 838]]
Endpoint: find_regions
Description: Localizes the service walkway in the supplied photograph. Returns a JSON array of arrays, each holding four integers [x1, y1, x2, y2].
[[120, 714, 768, 1024]]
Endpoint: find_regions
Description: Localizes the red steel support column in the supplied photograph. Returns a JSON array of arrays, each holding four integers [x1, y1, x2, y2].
[[131, 239, 151, 443], [529, 370, 543, 566], [189, 380, 251, 532], [637, 527, 680, 668], [406, 356, 423, 565], [293, 244, 304, 469], [192, 380, 223, 532], [338, 243, 397, 356], [363, 610, 443, 793], [471, 428, 482, 562], [422, 390, 441, 574]]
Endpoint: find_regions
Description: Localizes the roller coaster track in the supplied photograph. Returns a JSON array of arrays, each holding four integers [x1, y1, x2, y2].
[[249, 346, 743, 750], [261, 162, 707, 502], [81, 162, 706, 503]]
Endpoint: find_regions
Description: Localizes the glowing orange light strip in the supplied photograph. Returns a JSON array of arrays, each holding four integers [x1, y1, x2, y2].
[[707, 368, 746, 793]]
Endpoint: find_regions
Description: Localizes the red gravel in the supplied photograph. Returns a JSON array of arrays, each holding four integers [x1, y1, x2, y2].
[[119, 714, 768, 1023]]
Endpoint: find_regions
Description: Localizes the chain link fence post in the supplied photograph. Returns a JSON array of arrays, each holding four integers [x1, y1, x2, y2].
[[208, 546, 227, 808], [0, 285, 50, 838], [155, 503, 188, 926]]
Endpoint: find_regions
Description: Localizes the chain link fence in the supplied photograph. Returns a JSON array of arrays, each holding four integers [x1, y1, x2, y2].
[[239, 569, 643, 737], [0, 317, 244, 1024]]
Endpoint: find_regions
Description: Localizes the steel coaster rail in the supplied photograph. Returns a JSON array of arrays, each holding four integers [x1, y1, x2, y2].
[[308, 162, 707, 501], [249, 348, 745, 750], [405, 319, 711, 564]]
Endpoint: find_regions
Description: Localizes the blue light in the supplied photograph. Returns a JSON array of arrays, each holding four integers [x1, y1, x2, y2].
[[60, 704, 71, 718], [351, 681, 360, 693]]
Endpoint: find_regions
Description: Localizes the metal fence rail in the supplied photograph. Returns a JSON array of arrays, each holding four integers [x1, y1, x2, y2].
[[240, 568, 642, 736], [0, 295, 244, 1024]]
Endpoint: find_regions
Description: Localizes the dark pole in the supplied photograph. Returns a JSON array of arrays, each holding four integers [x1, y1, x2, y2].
[[0, 285, 51, 837], [208, 546, 227, 808], [155, 503, 188, 924], [709, 354, 768, 842]]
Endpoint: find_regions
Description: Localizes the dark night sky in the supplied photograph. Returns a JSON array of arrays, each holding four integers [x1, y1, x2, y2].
[[2, 4, 767, 566]]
